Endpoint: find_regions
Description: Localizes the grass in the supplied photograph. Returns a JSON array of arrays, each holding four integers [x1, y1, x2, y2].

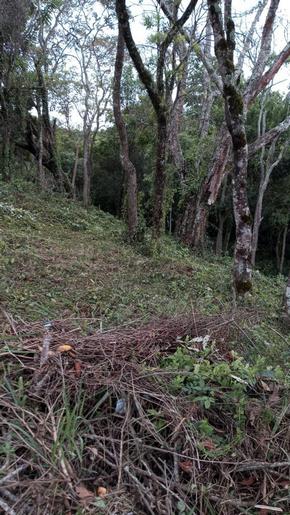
[[1, 179, 290, 514], [0, 178, 288, 367], [0, 180, 285, 324]]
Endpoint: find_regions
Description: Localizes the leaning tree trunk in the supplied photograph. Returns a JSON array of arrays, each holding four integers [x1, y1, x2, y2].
[[113, 24, 138, 241]]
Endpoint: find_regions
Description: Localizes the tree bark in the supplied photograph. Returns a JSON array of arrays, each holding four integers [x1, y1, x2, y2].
[[34, 61, 63, 189], [208, 0, 252, 294], [82, 132, 91, 209], [113, 24, 138, 241]]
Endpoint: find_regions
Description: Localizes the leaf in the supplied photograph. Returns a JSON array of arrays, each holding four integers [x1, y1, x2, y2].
[[97, 486, 107, 498], [260, 380, 271, 392], [177, 499, 186, 513], [75, 484, 94, 505], [246, 400, 263, 426], [224, 351, 235, 362], [57, 344, 73, 353], [201, 438, 216, 450], [179, 460, 193, 473], [239, 476, 256, 486], [94, 498, 106, 509]]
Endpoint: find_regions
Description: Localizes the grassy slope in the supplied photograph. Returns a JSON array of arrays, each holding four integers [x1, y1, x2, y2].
[[0, 180, 288, 362]]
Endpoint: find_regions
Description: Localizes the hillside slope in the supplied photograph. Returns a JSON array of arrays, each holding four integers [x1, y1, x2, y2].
[[0, 179, 288, 361], [1, 181, 290, 515]]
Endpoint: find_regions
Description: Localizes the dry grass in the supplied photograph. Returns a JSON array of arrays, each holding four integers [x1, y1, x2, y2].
[[1, 312, 290, 514]]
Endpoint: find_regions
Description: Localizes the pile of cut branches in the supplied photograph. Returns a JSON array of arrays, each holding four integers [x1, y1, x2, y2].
[[0, 311, 289, 514]]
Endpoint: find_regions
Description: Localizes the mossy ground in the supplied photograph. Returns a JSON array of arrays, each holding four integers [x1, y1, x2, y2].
[[0, 179, 288, 363]]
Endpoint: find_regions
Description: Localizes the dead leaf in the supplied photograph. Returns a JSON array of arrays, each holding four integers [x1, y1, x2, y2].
[[239, 476, 256, 486], [179, 460, 193, 473], [76, 484, 94, 505], [246, 400, 263, 426], [260, 380, 271, 392], [74, 360, 82, 378], [201, 439, 216, 451], [57, 344, 73, 353], [224, 351, 235, 362], [97, 486, 107, 498]]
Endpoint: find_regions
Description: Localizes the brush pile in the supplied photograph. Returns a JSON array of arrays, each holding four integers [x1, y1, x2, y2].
[[0, 311, 290, 514]]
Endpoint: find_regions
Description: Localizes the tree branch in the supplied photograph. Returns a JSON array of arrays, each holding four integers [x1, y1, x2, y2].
[[115, 0, 161, 113], [248, 114, 290, 156]]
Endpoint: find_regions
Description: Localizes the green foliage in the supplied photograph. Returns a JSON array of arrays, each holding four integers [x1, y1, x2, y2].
[[162, 343, 288, 456]]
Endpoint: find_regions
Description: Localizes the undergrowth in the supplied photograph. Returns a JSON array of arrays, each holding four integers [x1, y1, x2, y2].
[[1, 180, 290, 514]]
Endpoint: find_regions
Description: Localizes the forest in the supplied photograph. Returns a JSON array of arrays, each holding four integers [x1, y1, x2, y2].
[[0, 0, 290, 514]]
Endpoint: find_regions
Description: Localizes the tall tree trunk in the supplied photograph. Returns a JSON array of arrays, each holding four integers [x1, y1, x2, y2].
[[153, 114, 167, 238], [36, 95, 45, 189], [251, 97, 285, 267], [35, 61, 63, 189], [186, 0, 290, 249], [113, 24, 138, 241], [209, 0, 253, 294], [71, 143, 79, 200], [82, 134, 91, 209], [116, 0, 197, 239], [177, 17, 216, 247]]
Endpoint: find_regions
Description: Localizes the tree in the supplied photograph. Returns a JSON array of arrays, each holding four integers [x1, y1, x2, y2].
[[116, 0, 198, 238], [113, 23, 138, 240], [68, 3, 113, 208], [186, 0, 290, 251], [207, 0, 253, 293], [0, 0, 31, 181], [251, 94, 288, 266]]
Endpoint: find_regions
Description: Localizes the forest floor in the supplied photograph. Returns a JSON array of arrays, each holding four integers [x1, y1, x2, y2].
[[1, 180, 290, 514]]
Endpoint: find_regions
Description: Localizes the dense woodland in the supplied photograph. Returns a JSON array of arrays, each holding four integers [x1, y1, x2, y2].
[[2, 2, 290, 514]]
